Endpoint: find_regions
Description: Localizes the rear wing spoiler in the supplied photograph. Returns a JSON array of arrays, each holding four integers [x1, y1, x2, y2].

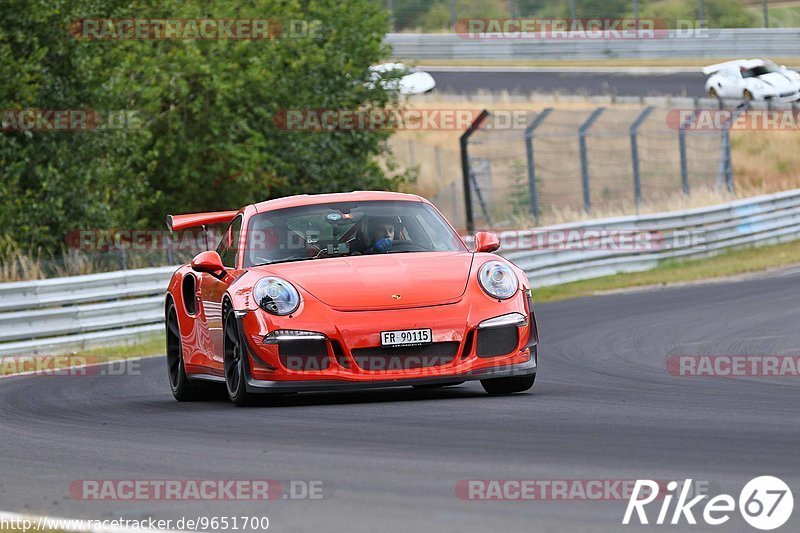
[[166, 210, 239, 233], [702, 59, 761, 75]]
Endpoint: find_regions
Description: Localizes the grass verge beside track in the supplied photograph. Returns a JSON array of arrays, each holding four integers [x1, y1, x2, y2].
[[0, 333, 164, 378], [534, 240, 800, 303]]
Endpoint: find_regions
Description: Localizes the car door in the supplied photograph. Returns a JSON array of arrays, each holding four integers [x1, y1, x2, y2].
[[719, 68, 743, 98], [198, 215, 242, 366]]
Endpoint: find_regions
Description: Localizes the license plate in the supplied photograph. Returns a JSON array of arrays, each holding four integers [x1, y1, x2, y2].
[[380, 328, 432, 347]]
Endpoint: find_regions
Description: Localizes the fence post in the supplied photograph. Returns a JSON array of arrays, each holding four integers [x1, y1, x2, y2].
[[720, 108, 744, 193], [678, 110, 694, 195], [524, 108, 552, 224], [117, 245, 127, 271], [165, 234, 174, 265], [630, 106, 655, 211], [578, 107, 605, 214], [460, 110, 490, 233], [724, 131, 734, 192]]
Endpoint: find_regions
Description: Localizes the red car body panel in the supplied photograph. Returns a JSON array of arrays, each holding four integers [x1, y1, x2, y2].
[[165, 192, 538, 393]]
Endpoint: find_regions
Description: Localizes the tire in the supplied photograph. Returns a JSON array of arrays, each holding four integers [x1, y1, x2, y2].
[[480, 374, 536, 396], [223, 304, 257, 406], [709, 87, 718, 98], [743, 90, 754, 101], [165, 303, 206, 401]]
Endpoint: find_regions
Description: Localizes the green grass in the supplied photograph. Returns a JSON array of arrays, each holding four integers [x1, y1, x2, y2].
[[533, 239, 800, 303], [752, 4, 800, 28], [69, 333, 164, 360], [1, 333, 164, 378]]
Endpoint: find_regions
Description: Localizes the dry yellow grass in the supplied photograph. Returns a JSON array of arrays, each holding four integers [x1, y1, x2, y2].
[[390, 93, 800, 228], [4, 94, 800, 282]]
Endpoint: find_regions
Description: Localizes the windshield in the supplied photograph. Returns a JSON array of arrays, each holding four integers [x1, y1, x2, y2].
[[742, 65, 779, 78], [243, 200, 467, 267]]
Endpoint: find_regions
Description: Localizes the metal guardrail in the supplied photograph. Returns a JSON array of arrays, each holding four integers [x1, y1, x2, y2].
[[505, 189, 800, 286], [0, 267, 175, 356], [386, 29, 800, 60], [1, 189, 800, 355], [0, 266, 175, 313]]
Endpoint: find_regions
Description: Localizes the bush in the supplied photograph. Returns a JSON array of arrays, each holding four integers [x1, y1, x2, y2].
[[0, 0, 409, 255]]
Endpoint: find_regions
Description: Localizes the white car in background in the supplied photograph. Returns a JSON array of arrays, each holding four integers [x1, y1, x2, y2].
[[367, 63, 436, 95], [703, 59, 800, 102]]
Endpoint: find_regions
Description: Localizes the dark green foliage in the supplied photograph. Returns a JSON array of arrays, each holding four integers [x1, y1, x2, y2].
[[1, 0, 406, 254]]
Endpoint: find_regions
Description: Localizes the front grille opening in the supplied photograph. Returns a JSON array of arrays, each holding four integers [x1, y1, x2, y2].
[[279, 339, 330, 371], [460, 329, 475, 360], [476, 325, 519, 358], [351, 342, 459, 371], [330, 340, 349, 368]]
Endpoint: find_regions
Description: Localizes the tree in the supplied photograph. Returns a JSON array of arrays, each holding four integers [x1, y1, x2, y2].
[[0, 0, 151, 252], [0, 0, 408, 255]]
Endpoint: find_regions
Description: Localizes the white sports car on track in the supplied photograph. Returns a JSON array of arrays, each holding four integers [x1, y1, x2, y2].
[[703, 59, 800, 102], [367, 63, 436, 95]]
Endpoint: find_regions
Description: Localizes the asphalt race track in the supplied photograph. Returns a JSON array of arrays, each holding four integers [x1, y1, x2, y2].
[[426, 68, 707, 97], [1, 270, 799, 532]]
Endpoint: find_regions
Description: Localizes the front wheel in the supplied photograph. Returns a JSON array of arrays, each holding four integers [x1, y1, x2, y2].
[[709, 87, 718, 98], [481, 374, 536, 395], [743, 89, 754, 101], [224, 305, 257, 406]]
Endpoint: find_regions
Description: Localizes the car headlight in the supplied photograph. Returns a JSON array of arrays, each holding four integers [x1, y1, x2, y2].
[[478, 261, 519, 300], [253, 277, 301, 315]]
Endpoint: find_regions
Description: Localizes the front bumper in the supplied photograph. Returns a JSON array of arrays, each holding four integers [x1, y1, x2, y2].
[[244, 349, 537, 393], [764, 93, 800, 102], [236, 291, 539, 394]]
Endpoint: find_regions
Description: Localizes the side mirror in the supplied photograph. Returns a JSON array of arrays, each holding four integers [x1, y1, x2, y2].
[[474, 231, 500, 253], [191, 251, 225, 274]]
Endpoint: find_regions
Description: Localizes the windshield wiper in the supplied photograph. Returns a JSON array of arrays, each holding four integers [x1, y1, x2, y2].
[[252, 256, 320, 267], [253, 253, 357, 267]]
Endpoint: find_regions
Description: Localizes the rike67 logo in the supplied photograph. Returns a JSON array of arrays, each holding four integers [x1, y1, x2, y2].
[[623, 476, 793, 530]]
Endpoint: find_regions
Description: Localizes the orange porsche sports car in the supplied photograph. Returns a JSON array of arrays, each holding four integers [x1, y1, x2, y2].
[[164, 191, 538, 405]]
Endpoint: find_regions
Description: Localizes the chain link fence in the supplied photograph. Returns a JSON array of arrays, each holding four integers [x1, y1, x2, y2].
[[457, 104, 734, 231]]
